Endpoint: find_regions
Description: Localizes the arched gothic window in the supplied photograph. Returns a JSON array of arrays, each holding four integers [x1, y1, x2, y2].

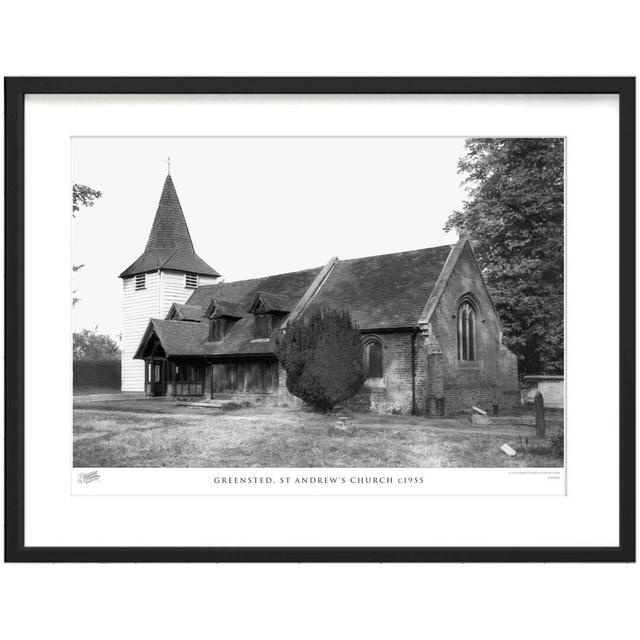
[[457, 299, 477, 361], [364, 339, 383, 379]]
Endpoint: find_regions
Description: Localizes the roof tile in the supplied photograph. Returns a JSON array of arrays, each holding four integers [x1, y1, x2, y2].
[[304, 245, 453, 330], [120, 175, 220, 278], [135, 245, 455, 358]]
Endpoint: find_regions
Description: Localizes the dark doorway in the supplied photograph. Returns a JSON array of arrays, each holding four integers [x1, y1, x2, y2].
[[146, 358, 167, 396], [142, 335, 168, 396]]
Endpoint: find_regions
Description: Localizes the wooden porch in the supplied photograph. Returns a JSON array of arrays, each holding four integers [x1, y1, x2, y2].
[[143, 353, 280, 399]]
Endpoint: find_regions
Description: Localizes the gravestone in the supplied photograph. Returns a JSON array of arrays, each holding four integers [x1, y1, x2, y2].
[[329, 416, 355, 436], [500, 443, 517, 457], [534, 391, 546, 438]]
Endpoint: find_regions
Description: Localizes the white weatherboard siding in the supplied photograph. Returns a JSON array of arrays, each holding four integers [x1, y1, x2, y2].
[[122, 271, 161, 392], [121, 270, 217, 391], [159, 271, 218, 317]]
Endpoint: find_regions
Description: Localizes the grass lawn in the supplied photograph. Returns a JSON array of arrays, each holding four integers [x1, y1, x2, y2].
[[73, 402, 563, 468]]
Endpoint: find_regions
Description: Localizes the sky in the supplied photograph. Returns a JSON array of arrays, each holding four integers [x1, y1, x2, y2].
[[72, 137, 468, 339]]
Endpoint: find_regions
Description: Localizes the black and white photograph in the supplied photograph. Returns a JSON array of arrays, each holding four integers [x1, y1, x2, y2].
[[72, 136, 565, 472], [7, 76, 631, 564], [2, 1, 638, 636]]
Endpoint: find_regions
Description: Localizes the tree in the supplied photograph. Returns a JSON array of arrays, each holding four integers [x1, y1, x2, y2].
[[276, 309, 365, 412], [445, 138, 564, 374], [72, 183, 102, 305], [73, 328, 121, 360], [72, 184, 102, 217]]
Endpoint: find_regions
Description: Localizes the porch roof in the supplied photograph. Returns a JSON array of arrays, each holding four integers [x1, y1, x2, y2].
[[134, 317, 279, 358]]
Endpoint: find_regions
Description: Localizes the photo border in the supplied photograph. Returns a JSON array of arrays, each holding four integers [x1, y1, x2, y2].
[[4, 76, 635, 562]]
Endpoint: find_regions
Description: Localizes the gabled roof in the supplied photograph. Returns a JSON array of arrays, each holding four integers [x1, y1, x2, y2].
[[204, 299, 246, 319], [248, 291, 294, 314], [135, 317, 282, 359], [302, 245, 454, 330], [119, 174, 220, 278], [187, 267, 323, 312], [134, 266, 323, 358], [418, 236, 500, 329], [135, 319, 208, 358], [133, 243, 460, 359], [166, 303, 205, 322]]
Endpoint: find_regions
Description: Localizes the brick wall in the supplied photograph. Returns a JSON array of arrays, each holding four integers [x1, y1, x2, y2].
[[219, 241, 520, 418], [342, 387, 372, 412], [278, 364, 304, 407], [427, 243, 519, 415], [362, 331, 419, 414], [277, 333, 419, 414]]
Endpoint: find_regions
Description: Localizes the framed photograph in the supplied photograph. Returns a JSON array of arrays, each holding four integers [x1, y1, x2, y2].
[[5, 77, 635, 562]]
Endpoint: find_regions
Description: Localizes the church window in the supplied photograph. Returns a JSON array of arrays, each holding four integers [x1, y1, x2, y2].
[[457, 299, 477, 361], [135, 273, 146, 290], [185, 273, 199, 289], [364, 339, 383, 379]]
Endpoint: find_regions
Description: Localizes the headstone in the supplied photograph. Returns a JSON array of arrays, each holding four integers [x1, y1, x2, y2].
[[500, 443, 517, 456], [332, 416, 355, 435], [472, 405, 487, 416], [534, 391, 546, 438]]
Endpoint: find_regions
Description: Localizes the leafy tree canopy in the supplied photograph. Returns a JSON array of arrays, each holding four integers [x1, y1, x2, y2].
[[276, 309, 365, 412], [73, 328, 121, 361], [445, 138, 564, 374], [72, 183, 102, 216]]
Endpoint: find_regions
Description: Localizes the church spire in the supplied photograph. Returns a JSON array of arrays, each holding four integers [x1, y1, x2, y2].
[[119, 172, 220, 278], [144, 173, 195, 253]]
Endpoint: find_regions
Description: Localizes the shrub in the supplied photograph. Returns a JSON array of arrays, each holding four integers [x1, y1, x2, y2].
[[276, 309, 365, 413], [549, 429, 564, 459], [73, 359, 121, 389]]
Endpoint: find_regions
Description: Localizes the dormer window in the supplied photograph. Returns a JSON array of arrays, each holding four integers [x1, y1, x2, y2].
[[254, 314, 272, 339], [185, 273, 198, 289], [204, 299, 244, 342], [208, 316, 239, 342], [248, 291, 291, 340], [209, 318, 226, 342], [135, 273, 146, 290]]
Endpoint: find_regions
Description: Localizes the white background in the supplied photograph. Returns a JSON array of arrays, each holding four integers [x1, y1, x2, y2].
[[28, 94, 599, 544], [1, 2, 638, 640]]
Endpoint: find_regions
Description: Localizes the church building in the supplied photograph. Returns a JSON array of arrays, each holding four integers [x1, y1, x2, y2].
[[121, 173, 520, 416]]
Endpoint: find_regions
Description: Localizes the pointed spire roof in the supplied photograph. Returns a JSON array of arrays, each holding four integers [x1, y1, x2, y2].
[[144, 174, 195, 253], [120, 173, 220, 278]]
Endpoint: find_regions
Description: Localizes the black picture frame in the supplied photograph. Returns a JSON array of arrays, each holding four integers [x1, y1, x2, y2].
[[4, 77, 635, 563]]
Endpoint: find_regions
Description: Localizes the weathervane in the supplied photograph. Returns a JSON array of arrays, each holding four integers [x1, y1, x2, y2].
[[166, 156, 171, 175]]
